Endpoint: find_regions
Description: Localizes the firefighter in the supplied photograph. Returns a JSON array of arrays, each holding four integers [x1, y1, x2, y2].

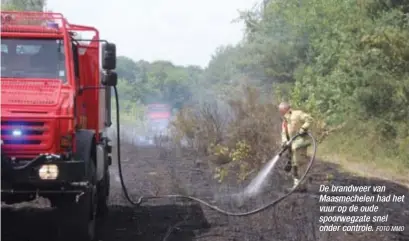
[[279, 102, 313, 192]]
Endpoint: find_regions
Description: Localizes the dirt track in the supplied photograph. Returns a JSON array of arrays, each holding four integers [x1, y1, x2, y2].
[[2, 135, 409, 241]]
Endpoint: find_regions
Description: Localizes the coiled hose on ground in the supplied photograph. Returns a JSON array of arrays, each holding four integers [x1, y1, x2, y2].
[[113, 86, 317, 217]]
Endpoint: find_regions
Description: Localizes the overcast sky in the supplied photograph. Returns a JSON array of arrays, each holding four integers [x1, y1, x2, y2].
[[47, 0, 259, 67]]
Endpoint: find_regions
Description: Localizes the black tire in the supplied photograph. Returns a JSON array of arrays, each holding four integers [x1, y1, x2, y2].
[[97, 169, 110, 217], [56, 159, 98, 241]]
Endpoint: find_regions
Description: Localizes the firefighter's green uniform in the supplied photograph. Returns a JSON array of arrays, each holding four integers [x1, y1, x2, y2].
[[281, 109, 313, 191]]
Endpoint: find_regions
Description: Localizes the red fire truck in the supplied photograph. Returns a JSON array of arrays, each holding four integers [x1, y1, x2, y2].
[[145, 103, 172, 143], [146, 103, 171, 120], [1, 11, 117, 240]]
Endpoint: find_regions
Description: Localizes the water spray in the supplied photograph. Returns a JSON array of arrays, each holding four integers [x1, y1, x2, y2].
[[113, 86, 317, 216], [243, 155, 281, 196]]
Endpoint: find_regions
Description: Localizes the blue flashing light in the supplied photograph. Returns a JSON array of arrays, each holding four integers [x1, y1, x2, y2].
[[46, 22, 59, 29], [12, 129, 22, 137]]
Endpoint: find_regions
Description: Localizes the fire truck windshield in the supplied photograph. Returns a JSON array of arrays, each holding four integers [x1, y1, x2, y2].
[[1, 38, 67, 82]]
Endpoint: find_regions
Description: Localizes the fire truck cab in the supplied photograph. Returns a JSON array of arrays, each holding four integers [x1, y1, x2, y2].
[[1, 11, 117, 241]]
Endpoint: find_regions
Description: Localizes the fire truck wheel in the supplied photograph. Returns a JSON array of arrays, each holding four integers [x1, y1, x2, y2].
[[56, 159, 98, 241], [97, 169, 110, 217]]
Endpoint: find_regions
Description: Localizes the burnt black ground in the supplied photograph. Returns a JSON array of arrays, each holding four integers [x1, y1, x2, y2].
[[2, 140, 409, 241]]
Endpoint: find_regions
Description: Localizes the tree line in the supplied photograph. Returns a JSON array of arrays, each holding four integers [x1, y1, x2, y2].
[[116, 0, 409, 168], [2, 0, 46, 11]]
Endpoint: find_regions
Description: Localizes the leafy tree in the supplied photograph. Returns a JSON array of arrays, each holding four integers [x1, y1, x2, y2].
[[116, 56, 139, 84], [114, 57, 204, 111]]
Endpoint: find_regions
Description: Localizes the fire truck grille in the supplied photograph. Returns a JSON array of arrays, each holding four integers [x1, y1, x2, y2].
[[1, 121, 48, 145]]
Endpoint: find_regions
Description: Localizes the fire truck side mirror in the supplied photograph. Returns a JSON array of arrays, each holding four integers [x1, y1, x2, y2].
[[102, 42, 116, 70], [102, 70, 118, 86]]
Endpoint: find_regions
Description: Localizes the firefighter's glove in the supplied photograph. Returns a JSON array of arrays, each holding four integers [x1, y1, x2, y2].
[[298, 128, 307, 135], [284, 160, 292, 173], [281, 141, 290, 149]]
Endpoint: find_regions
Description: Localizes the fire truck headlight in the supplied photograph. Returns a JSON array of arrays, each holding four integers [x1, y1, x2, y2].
[[12, 129, 22, 137], [39, 164, 59, 180]]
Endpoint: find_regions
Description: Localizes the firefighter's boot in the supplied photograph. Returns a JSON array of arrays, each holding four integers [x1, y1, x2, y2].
[[286, 166, 307, 193]]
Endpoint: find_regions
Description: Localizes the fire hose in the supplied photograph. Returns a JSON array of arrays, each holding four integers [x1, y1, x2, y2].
[[113, 86, 317, 216]]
